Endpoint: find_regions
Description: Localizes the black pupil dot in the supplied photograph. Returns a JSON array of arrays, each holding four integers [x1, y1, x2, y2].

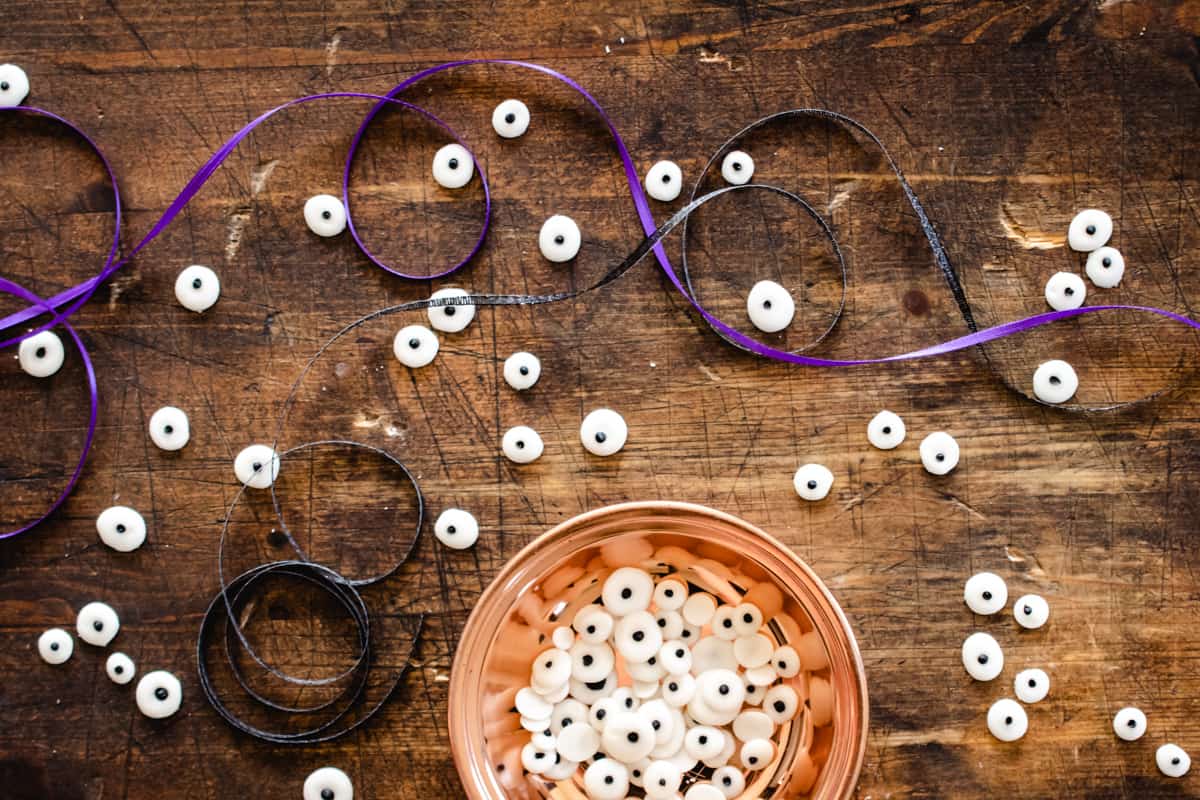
[[1028, 679, 1037, 687], [1049, 376, 1061, 385], [1005, 716, 1013, 725], [163, 425, 174, 434], [719, 684, 729, 695], [1128, 719, 1137, 728], [658, 618, 666, 627], [562, 718, 572, 727], [621, 588, 632, 599], [632, 631, 644, 642], [936, 453, 945, 461], [978, 654, 988, 664], [519, 365, 529, 375], [597, 709, 605, 719], [544, 661, 552, 668], [116, 524, 126, 533], [444, 306, 456, 316], [774, 700, 786, 713], [882, 426, 891, 434], [154, 688, 169, 701], [807, 480, 818, 490], [448, 157, 459, 170], [749, 757, 758, 764], [0, 82, 8, 91], [114, 665, 123, 674], [627, 732, 638, 743], [723, 777, 732, 786], [1173, 757, 1181, 765], [763, 299, 772, 309], [322, 210, 332, 220], [192, 278, 202, 289], [447, 525, 456, 534], [504, 112, 516, 124], [605, 776, 613, 785], [554, 234, 565, 245], [35, 347, 46, 358], [669, 683, 677, 691], [647, 657, 656, 665], [982, 591, 992, 600], [1103, 257, 1112, 267], [651, 720, 660, 730], [408, 338, 420, 349], [1064, 287, 1074, 296], [595, 432, 607, 443], [722, 619, 733, 628], [50, 643, 59, 651], [661, 173, 671, 183], [1086, 224, 1096, 235], [587, 625, 595, 634], [1024, 605, 1033, 615], [698, 735, 707, 744], [732, 162, 742, 171], [583, 655, 593, 666], [321, 791, 334, 800], [93, 621, 103, 631], [516, 440, 525, 449], [252, 462, 262, 472], [675, 649, 684, 658], [743, 613, 753, 623], [664, 589, 673, 597]]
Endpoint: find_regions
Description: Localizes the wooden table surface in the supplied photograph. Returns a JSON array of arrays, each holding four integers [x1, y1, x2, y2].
[[2, 1, 1200, 797]]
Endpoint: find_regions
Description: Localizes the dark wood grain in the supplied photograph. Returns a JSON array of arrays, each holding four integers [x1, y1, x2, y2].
[[2, 1, 1200, 797]]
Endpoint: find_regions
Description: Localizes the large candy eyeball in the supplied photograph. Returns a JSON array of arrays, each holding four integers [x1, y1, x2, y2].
[[0, 64, 30, 107], [303, 766, 354, 800], [584, 758, 630, 800], [986, 698, 1028, 742], [740, 738, 774, 770], [793, 463, 834, 501], [135, 670, 182, 719], [502, 425, 544, 464], [234, 444, 280, 489], [603, 567, 654, 616], [1086, 246, 1124, 288], [392, 324, 439, 368], [569, 640, 615, 683], [434, 508, 479, 550], [711, 765, 745, 798], [426, 288, 475, 333], [1013, 593, 1049, 629], [697, 668, 744, 714], [38, 628, 73, 665], [148, 406, 190, 451], [432, 144, 474, 190], [601, 710, 657, 762], [303, 194, 347, 237], [614, 611, 662, 663], [1112, 706, 1146, 741], [106, 652, 136, 685], [1044, 271, 1086, 311], [531, 649, 571, 692], [746, 280, 795, 333], [96, 505, 147, 552], [538, 215, 581, 262], [643, 759, 682, 797], [174, 265, 220, 313], [1067, 208, 1113, 252], [580, 408, 628, 456], [502, 351, 541, 390], [867, 409, 906, 450], [721, 150, 754, 185], [574, 605, 615, 643], [1014, 668, 1049, 704], [645, 160, 683, 202], [919, 431, 959, 475], [18, 330, 65, 377], [1032, 359, 1078, 404], [492, 99, 530, 138], [77, 601, 120, 646], [1157, 744, 1191, 778], [963, 572, 1007, 615], [961, 632, 1003, 681]]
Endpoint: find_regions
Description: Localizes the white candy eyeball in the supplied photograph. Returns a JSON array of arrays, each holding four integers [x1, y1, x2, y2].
[[678, 621, 700, 644], [570, 671, 615, 705], [1044, 271, 1086, 311], [148, 406, 190, 451], [38, 628, 73, 665], [732, 710, 774, 743], [658, 640, 692, 676], [492, 99, 530, 138], [681, 592, 717, 627], [135, 670, 182, 719], [793, 463, 834, 501], [303, 194, 347, 237], [431, 143, 474, 189], [653, 578, 686, 611], [614, 611, 663, 663], [1112, 706, 1146, 741], [919, 431, 959, 475], [1032, 359, 1078, 404], [96, 505, 147, 552], [643, 759, 682, 798], [503, 351, 541, 390], [602, 711, 657, 762], [742, 676, 765, 706], [731, 603, 762, 637], [644, 160, 682, 202], [520, 741, 552, 774], [662, 673, 696, 707], [106, 651, 136, 684], [393, 324, 439, 368], [538, 215, 581, 263], [581, 408, 628, 456], [710, 605, 740, 641], [303, 766, 354, 800], [746, 280, 795, 333], [552, 698, 589, 734], [639, 698, 674, 746], [963, 571, 1008, 615], [531, 729, 556, 750], [1086, 246, 1124, 288], [602, 567, 655, 616], [557, 719, 600, 762], [711, 765, 745, 798], [684, 726, 725, 761], [733, 634, 773, 669], [434, 508, 479, 550], [574, 606, 615, 644], [1014, 668, 1049, 704], [986, 698, 1028, 742], [502, 425, 544, 464], [763, 684, 799, 724], [721, 150, 754, 185], [740, 738, 774, 770], [18, 330, 65, 377], [76, 601, 120, 646], [1158, 744, 1191, 778], [961, 632, 1003, 681], [516, 686, 554, 719], [174, 265, 220, 313], [234, 444, 280, 489], [426, 288, 475, 333], [867, 410, 906, 450], [697, 668, 744, 714], [1013, 593, 1049, 629], [0, 64, 30, 107], [584, 758, 629, 800], [569, 640, 615, 683], [1068, 208, 1113, 252], [772, 645, 800, 678], [685, 784, 727, 800], [532, 649, 572, 692]]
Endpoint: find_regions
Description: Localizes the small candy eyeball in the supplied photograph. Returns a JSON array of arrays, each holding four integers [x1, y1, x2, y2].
[[503, 351, 541, 390], [961, 631, 1004, 681], [643, 758, 682, 797], [531, 649, 571, 693], [1068, 208, 1113, 252], [538, 215, 581, 263], [1157, 743, 1191, 778], [963, 572, 1008, 615], [655, 608, 684, 639], [1044, 271, 1086, 311], [502, 425, 544, 464], [148, 406, 190, 451], [106, 652, 136, 685], [569, 640, 616, 683], [174, 265, 220, 313], [644, 160, 683, 202], [530, 728, 556, 750], [697, 668, 744, 714], [602, 567, 655, 616], [740, 738, 775, 770], [76, 601, 120, 646], [1086, 246, 1124, 288], [580, 408, 628, 457], [303, 766, 354, 800], [684, 725, 726, 761], [492, 99, 530, 138], [653, 578, 686, 611], [711, 765, 745, 798], [793, 463, 834, 501], [601, 710, 656, 763], [431, 143, 474, 189], [0, 64, 30, 107], [710, 605, 740, 641], [658, 640, 693, 676], [233, 444, 280, 489], [557, 719, 600, 762], [741, 675, 765, 706], [573, 605, 615, 643], [1112, 706, 1146, 741], [583, 757, 630, 800], [867, 409, 906, 450], [919, 431, 959, 475], [38, 628, 73, 665], [1014, 668, 1049, 704], [96, 505, 147, 552], [303, 194, 347, 237], [392, 324, 439, 368], [721, 150, 754, 185], [426, 287, 475, 333], [763, 684, 799, 724], [135, 670, 182, 719], [614, 610, 663, 663], [772, 644, 801, 678], [1013, 593, 1049, 629], [731, 603, 763, 638], [986, 698, 1028, 742], [434, 508, 479, 550], [1032, 359, 1078, 404], [639, 698, 674, 746], [18, 330, 65, 377], [746, 280, 795, 333], [661, 672, 696, 707]]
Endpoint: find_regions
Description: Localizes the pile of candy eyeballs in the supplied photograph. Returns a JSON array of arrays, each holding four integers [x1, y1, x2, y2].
[[37, 600, 183, 719], [515, 566, 811, 799]]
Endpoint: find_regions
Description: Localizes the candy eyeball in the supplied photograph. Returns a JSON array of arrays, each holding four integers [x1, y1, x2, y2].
[[18, 330, 65, 377], [303, 194, 347, 237], [426, 287, 475, 333], [711, 605, 739, 641], [684, 725, 725, 761], [569, 640, 616, 684], [538, 214, 581, 263], [643, 758, 682, 797], [1013, 593, 1049, 629], [793, 463, 834, 501], [174, 265, 220, 313], [1157, 744, 1191, 778], [584, 757, 630, 800], [434, 508, 479, 550], [492, 98, 530, 138], [697, 668, 744, 714], [96, 505, 147, 552], [148, 406, 190, 451], [1032, 359, 1078, 404], [763, 684, 799, 724], [1014, 668, 1049, 704], [0, 64, 30, 107], [721, 150, 754, 185], [682, 592, 717, 627], [503, 351, 541, 390], [919, 431, 959, 475], [746, 280, 795, 333], [573, 605, 615, 643], [645, 160, 683, 202], [961, 632, 1003, 681], [431, 143, 474, 189], [653, 578, 686, 611], [393, 324, 439, 368], [557, 720, 600, 762], [106, 652, 136, 685], [740, 737, 774, 770], [1086, 246, 1124, 288], [711, 765, 745, 798], [1112, 706, 1146, 741], [1067, 208, 1113, 252], [580, 408, 628, 457], [1044, 271, 1086, 311], [135, 670, 182, 719], [303, 766, 354, 800], [986, 698, 1028, 742], [963, 571, 1008, 615], [772, 645, 800, 678], [614, 611, 663, 663], [602, 567, 654, 616], [501, 425, 544, 464], [531, 650, 571, 693], [38, 628, 73, 665], [867, 410, 906, 450], [233, 444, 280, 489], [77, 601, 120, 646], [732, 603, 763, 637], [662, 673, 696, 707], [601, 710, 657, 762]]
